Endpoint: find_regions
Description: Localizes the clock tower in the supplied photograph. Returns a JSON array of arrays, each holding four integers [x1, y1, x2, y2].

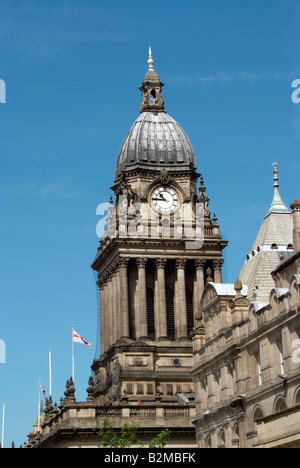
[[91, 49, 228, 429]]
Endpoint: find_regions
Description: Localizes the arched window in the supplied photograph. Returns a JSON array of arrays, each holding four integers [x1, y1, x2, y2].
[[166, 287, 175, 340], [274, 396, 287, 414], [146, 287, 155, 340], [150, 89, 156, 104], [253, 406, 264, 423], [186, 288, 194, 335], [293, 387, 300, 406], [253, 405, 264, 436]]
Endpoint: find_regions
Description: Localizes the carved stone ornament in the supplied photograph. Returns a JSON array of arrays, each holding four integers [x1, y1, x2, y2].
[[202, 287, 218, 307], [134, 357, 143, 366], [111, 357, 121, 401]]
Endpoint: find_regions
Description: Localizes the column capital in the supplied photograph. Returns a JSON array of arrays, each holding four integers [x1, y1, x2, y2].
[[212, 259, 224, 268], [175, 258, 187, 269], [195, 259, 206, 269], [97, 280, 105, 290], [136, 257, 148, 269], [119, 257, 130, 268], [112, 258, 122, 272], [155, 258, 167, 269]]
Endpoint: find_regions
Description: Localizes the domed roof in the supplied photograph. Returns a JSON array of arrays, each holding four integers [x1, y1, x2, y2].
[[114, 48, 196, 181], [115, 111, 196, 180]]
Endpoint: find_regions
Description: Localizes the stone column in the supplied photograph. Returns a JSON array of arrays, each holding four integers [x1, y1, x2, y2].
[[176, 258, 188, 340], [111, 268, 118, 345], [119, 257, 130, 339], [115, 263, 121, 342], [98, 279, 106, 355], [102, 278, 109, 352], [194, 259, 206, 318], [155, 259, 168, 340], [213, 259, 223, 284], [107, 271, 114, 348], [136, 258, 148, 340]]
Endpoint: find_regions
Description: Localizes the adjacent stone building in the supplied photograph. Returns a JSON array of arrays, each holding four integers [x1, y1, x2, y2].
[[192, 175, 300, 448]]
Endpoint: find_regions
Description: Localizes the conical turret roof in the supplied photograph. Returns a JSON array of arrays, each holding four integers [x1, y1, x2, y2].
[[239, 163, 293, 302]]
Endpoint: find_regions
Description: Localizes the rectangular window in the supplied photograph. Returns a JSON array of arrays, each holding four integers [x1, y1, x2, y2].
[[277, 340, 285, 375], [255, 352, 262, 386]]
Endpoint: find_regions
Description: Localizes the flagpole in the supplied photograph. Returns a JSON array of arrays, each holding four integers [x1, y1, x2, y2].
[[1, 402, 5, 449], [38, 380, 41, 433], [72, 325, 75, 382], [49, 349, 52, 398]]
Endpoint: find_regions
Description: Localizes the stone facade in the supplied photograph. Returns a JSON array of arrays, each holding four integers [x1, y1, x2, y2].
[[192, 198, 300, 448]]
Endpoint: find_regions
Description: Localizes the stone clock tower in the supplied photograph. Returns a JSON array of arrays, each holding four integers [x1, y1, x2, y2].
[[91, 49, 227, 428]]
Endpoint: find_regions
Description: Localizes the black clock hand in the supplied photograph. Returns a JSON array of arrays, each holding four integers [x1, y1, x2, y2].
[[152, 197, 167, 202], [152, 195, 167, 202]]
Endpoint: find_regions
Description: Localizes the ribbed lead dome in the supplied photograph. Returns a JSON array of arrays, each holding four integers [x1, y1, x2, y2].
[[114, 48, 196, 181], [115, 111, 196, 180]]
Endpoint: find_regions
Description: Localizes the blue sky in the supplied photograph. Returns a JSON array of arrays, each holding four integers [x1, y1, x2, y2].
[[0, 0, 299, 446]]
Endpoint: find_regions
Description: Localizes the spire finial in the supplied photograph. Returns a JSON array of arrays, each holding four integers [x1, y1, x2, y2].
[[148, 46, 154, 70], [140, 48, 165, 113], [266, 162, 290, 216], [273, 161, 279, 188]]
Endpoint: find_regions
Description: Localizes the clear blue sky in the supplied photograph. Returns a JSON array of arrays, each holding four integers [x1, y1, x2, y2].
[[0, 0, 299, 446]]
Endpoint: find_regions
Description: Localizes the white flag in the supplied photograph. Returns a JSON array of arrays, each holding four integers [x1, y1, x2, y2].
[[72, 329, 92, 348]]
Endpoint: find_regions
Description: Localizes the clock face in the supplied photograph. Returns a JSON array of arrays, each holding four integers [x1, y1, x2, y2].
[[151, 186, 179, 213]]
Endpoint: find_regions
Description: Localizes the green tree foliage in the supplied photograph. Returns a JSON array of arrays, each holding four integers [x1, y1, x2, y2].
[[148, 429, 171, 449], [98, 418, 171, 448]]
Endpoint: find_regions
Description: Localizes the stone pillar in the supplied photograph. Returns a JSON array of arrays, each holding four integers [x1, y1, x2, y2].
[[119, 257, 130, 339], [115, 264, 121, 342], [176, 258, 188, 340], [291, 200, 300, 252], [213, 259, 223, 284], [98, 280, 106, 355], [155, 259, 168, 340], [111, 269, 118, 345], [194, 259, 206, 316], [107, 271, 114, 348], [136, 258, 148, 340], [102, 279, 109, 352]]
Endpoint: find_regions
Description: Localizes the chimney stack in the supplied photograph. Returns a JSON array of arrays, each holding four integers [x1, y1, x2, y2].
[[290, 200, 300, 252]]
